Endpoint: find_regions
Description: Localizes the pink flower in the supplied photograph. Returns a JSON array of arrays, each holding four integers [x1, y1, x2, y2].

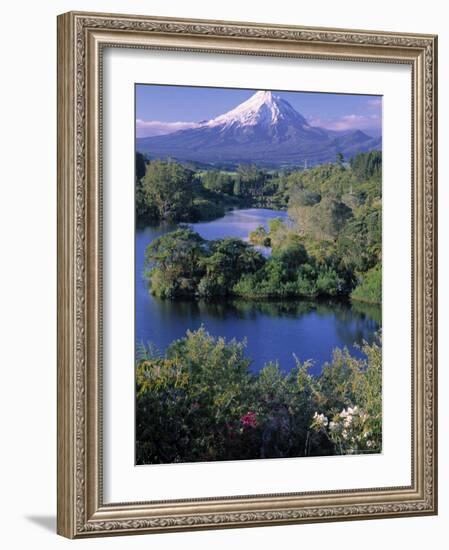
[[241, 411, 257, 428]]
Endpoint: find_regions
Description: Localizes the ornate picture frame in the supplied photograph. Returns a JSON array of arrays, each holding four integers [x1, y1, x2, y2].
[[57, 11, 437, 538]]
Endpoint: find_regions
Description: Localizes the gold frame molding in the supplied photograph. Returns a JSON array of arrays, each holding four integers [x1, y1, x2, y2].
[[57, 11, 438, 538]]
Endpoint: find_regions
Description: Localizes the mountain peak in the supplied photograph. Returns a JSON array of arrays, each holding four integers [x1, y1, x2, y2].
[[249, 90, 276, 105], [206, 90, 307, 130]]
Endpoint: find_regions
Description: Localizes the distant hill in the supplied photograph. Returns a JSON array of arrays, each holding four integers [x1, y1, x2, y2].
[[137, 90, 381, 168]]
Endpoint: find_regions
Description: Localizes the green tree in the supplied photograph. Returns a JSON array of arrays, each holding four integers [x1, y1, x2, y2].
[[141, 160, 194, 222], [272, 242, 308, 275], [136, 179, 158, 225], [233, 177, 242, 197], [145, 228, 208, 298], [198, 238, 265, 298], [237, 164, 267, 198], [350, 150, 382, 180], [336, 205, 381, 272], [289, 197, 353, 241], [202, 171, 234, 195], [289, 188, 321, 207], [135, 151, 147, 181]]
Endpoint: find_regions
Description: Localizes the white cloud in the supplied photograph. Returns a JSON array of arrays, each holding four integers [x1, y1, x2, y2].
[[136, 119, 200, 138], [366, 98, 382, 108], [307, 113, 381, 133]]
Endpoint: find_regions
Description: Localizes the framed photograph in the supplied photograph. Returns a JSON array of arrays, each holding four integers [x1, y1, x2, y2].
[[57, 11, 438, 538]]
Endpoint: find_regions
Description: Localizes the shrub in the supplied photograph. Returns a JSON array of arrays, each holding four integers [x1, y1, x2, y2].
[[249, 225, 271, 246], [351, 264, 382, 304], [136, 328, 382, 464]]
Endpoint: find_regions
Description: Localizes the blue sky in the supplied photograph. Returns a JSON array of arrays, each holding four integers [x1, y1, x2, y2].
[[136, 84, 382, 138]]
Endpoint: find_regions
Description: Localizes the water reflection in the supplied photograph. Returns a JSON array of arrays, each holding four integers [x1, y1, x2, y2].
[[189, 208, 290, 241], [135, 209, 381, 375]]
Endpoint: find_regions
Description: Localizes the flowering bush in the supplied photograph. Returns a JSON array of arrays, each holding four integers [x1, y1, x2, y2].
[[310, 338, 382, 455], [311, 412, 328, 429], [314, 406, 380, 454], [241, 411, 258, 428], [136, 327, 382, 464]]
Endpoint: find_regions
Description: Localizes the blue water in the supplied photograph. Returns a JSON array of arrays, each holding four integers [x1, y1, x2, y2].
[[135, 208, 380, 375]]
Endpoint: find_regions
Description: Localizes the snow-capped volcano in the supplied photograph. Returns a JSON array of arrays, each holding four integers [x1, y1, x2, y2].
[[205, 90, 307, 129], [137, 90, 381, 167]]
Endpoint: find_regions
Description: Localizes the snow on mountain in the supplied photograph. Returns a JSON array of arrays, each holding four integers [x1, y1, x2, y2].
[[137, 90, 381, 167], [205, 90, 307, 129]]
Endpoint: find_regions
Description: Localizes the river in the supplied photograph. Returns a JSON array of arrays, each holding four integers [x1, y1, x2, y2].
[[135, 208, 380, 375]]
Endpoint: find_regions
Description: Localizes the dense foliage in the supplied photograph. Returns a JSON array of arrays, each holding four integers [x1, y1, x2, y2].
[[281, 151, 382, 302], [135, 159, 230, 225], [139, 151, 382, 303], [136, 327, 382, 464], [135, 151, 146, 181], [145, 228, 354, 300], [351, 264, 382, 304]]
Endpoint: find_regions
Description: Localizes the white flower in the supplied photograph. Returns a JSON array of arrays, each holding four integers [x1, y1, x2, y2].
[[342, 429, 348, 440], [313, 412, 328, 427], [367, 440, 374, 448]]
